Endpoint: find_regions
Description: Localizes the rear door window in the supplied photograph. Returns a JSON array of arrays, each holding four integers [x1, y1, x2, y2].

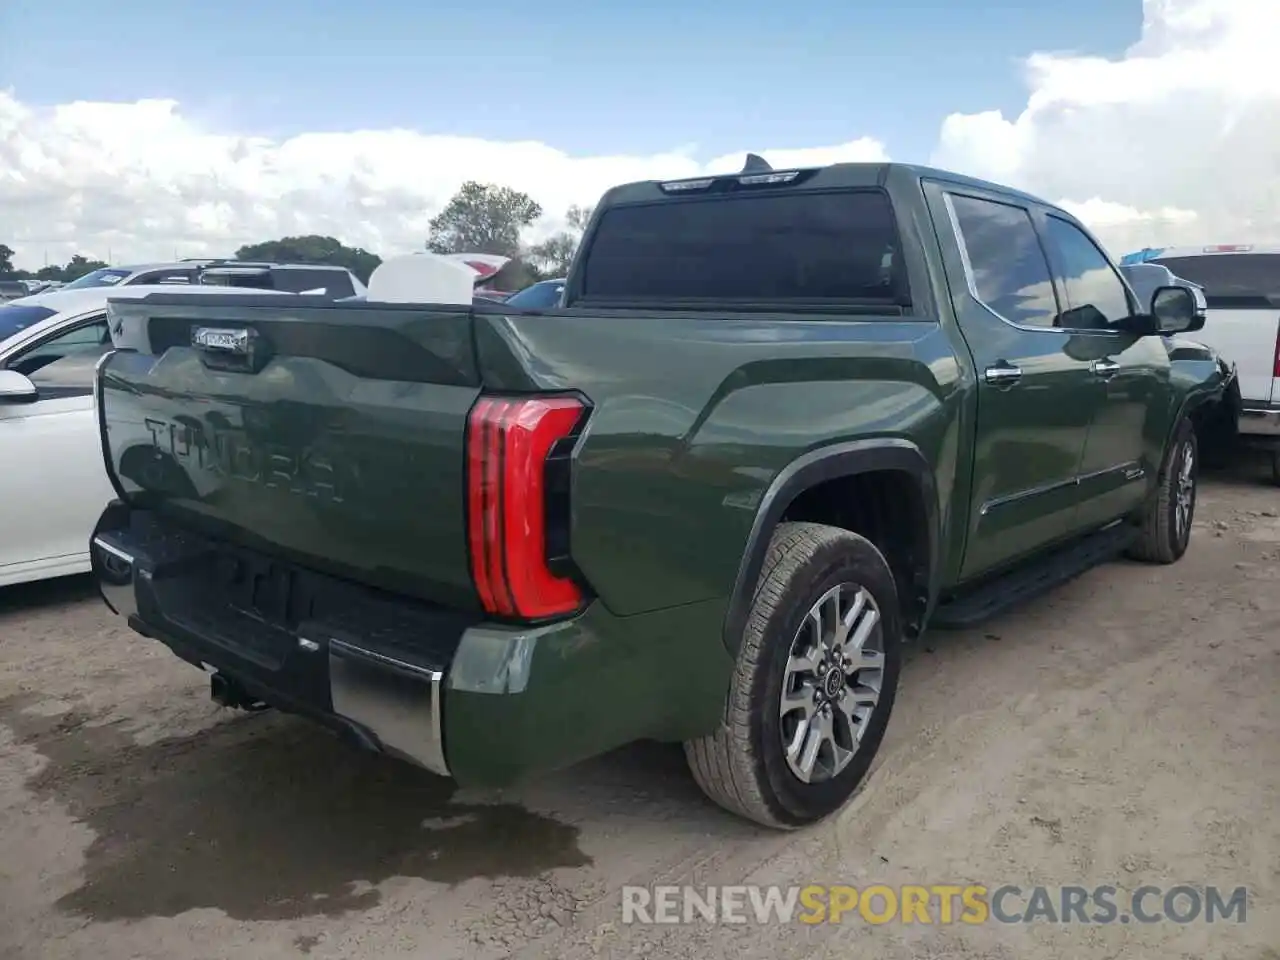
[[1150, 253, 1280, 308], [580, 189, 909, 307], [947, 194, 1060, 328], [130, 269, 195, 285], [267, 269, 356, 297]]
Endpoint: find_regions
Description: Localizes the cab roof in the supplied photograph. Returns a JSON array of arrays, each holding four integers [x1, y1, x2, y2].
[[600, 159, 1067, 219]]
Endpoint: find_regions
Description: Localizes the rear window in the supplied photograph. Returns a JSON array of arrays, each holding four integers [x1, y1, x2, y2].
[[1150, 253, 1280, 308], [0, 305, 57, 341], [580, 190, 909, 307]]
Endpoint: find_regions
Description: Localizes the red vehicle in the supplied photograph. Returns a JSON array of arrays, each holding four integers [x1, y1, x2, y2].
[[442, 253, 516, 300]]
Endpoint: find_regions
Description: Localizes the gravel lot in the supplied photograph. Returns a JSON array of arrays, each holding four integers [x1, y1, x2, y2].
[[2, 459, 1277, 960]]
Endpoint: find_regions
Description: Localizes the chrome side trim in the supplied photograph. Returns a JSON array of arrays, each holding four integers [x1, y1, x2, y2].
[[979, 475, 1076, 516], [979, 461, 1145, 517], [328, 637, 450, 777]]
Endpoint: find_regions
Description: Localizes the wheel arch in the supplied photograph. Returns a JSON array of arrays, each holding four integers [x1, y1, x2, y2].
[[1165, 383, 1224, 479], [722, 438, 940, 654]]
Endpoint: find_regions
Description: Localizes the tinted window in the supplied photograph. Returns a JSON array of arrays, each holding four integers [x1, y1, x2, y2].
[[1150, 253, 1280, 307], [949, 194, 1058, 327], [6, 316, 110, 380], [581, 190, 909, 305], [130, 269, 194, 285], [505, 280, 565, 309], [201, 270, 273, 290], [0, 305, 56, 341], [1043, 216, 1132, 329], [28, 352, 103, 391], [273, 270, 355, 298]]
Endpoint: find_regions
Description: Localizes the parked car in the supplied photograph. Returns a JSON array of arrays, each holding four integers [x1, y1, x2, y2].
[[1119, 261, 1242, 466], [88, 160, 1225, 829], [0, 285, 295, 588], [441, 253, 516, 299], [1122, 244, 1280, 477], [21, 259, 367, 301], [502, 277, 566, 309], [0, 281, 30, 303]]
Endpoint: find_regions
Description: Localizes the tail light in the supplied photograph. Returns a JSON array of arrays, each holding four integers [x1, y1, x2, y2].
[[1273, 326, 1280, 378], [466, 394, 589, 620]]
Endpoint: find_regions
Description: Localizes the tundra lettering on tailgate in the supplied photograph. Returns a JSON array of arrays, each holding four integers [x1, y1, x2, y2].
[[142, 417, 343, 502]]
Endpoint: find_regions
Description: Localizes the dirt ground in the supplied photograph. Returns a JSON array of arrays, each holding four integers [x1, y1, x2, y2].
[[1, 459, 1277, 960]]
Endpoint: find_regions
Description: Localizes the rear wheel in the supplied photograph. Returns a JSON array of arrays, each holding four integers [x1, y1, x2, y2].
[[1127, 416, 1197, 564], [684, 522, 902, 829]]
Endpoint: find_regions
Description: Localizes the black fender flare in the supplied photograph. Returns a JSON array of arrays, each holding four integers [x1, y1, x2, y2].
[[721, 438, 940, 655], [1166, 380, 1230, 474]]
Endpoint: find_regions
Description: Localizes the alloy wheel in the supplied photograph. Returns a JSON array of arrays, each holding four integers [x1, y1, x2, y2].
[[779, 582, 885, 784], [1174, 439, 1196, 544]]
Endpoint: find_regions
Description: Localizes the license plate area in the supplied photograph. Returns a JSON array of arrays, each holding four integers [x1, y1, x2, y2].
[[150, 545, 316, 670], [214, 550, 316, 630], [131, 509, 471, 677]]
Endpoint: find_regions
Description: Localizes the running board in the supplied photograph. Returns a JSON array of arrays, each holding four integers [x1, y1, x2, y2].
[[930, 523, 1137, 630]]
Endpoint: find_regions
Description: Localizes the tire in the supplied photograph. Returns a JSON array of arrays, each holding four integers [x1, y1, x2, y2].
[[1126, 416, 1198, 564], [684, 522, 902, 829]]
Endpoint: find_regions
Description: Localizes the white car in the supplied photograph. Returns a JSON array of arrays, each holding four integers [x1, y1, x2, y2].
[[5, 260, 367, 306], [0, 285, 293, 587]]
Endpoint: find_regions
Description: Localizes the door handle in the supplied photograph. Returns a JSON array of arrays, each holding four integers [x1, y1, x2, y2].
[[984, 363, 1022, 386], [1092, 358, 1120, 378]]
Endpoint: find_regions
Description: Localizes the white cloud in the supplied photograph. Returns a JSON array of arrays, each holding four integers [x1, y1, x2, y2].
[[933, 0, 1280, 255], [4, 0, 1276, 269], [0, 88, 886, 267]]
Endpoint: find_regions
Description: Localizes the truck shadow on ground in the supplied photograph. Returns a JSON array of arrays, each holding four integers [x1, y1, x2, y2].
[[1201, 445, 1280, 489], [0, 574, 96, 615], [0, 693, 594, 924]]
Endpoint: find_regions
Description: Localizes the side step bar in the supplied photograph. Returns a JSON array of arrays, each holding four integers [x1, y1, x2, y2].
[[930, 523, 1137, 630]]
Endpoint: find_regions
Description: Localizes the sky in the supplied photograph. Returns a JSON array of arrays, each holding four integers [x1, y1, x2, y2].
[[1, 0, 1277, 268]]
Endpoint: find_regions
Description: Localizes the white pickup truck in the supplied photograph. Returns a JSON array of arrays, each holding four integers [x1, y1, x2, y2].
[[1123, 245, 1278, 477]]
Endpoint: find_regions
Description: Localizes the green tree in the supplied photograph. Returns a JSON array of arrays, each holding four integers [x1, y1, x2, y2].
[[526, 204, 594, 278], [235, 235, 382, 283], [427, 182, 542, 258], [63, 255, 109, 281], [0, 244, 15, 277], [566, 204, 593, 233]]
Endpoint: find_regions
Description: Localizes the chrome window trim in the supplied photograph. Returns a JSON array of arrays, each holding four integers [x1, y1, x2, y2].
[[942, 191, 1127, 338]]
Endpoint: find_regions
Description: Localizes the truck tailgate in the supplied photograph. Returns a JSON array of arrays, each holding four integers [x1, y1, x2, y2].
[[98, 295, 482, 608], [1194, 306, 1279, 405]]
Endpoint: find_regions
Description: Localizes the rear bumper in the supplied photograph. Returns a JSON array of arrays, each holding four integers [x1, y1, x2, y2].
[[91, 511, 450, 777], [90, 502, 735, 788], [1239, 406, 1280, 438]]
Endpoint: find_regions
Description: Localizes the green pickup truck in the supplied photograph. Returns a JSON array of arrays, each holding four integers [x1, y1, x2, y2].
[[88, 160, 1226, 829]]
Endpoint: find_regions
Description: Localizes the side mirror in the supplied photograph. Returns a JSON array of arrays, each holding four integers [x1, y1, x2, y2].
[[0, 369, 38, 404], [1150, 285, 1204, 334]]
